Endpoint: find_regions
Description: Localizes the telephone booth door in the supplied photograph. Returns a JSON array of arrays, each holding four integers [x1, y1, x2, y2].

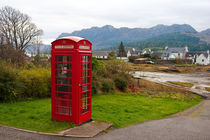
[[78, 54, 92, 124], [53, 54, 75, 121]]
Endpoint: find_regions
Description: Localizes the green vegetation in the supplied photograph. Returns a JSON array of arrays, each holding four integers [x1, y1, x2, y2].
[[205, 87, 210, 92], [195, 86, 201, 89], [92, 58, 131, 94], [0, 60, 22, 101], [175, 64, 197, 67], [126, 33, 210, 52], [167, 81, 194, 88], [19, 67, 51, 98], [0, 93, 201, 132], [0, 60, 51, 102], [0, 98, 74, 133], [118, 41, 127, 57], [92, 93, 201, 128]]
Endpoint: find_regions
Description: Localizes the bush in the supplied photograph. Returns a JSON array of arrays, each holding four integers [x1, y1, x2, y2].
[[19, 67, 51, 98], [0, 60, 22, 101], [114, 75, 129, 92], [92, 59, 132, 94], [92, 71, 101, 94], [101, 79, 114, 93]]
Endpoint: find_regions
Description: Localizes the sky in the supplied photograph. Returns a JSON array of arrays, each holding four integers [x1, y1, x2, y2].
[[1, 0, 210, 44]]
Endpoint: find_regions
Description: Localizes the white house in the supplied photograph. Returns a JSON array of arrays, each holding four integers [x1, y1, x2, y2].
[[92, 51, 109, 59], [161, 46, 189, 60], [186, 50, 210, 65], [125, 47, 141, 57], [141, 48, 153, 55]]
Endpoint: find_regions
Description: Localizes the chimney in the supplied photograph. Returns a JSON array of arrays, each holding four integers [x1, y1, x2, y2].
[[185, 45, 188, 52], [165, 46, 168, 50]]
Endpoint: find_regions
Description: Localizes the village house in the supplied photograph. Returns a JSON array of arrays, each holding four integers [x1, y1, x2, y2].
[[141, 48, 153, 55], [92, 51, 109, 59], [125, 47, 141, 57], [186, 50, 210, 65], [161, 46, 188, 60]]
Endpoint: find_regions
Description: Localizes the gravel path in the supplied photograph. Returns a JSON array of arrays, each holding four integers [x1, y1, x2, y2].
[[1, 100, 210, 140]]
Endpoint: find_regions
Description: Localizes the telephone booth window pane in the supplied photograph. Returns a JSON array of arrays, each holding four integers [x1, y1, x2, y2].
[[58, 78, 69, 85], [82, 78, 89, 84], [58, 56, 69, 62], [58, 63, 69, 70], [57, 71, 69, 77], [56, 107, 69, 115], [82, 92, 89, 99], [69, 56, 72, 62], [82, 71, 89, 77], [82, 85, 89, 91], [58, 85, 69, 92]]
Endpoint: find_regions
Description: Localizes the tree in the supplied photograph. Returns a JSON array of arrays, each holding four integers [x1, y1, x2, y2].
[[108, 50, 116, 58], [0, 6, 43, 51], [118, 41, 127, 57]]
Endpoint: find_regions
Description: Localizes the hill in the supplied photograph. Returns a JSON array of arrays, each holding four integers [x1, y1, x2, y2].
[[125, 32, 210, 52], [58, 24, 197, 49]]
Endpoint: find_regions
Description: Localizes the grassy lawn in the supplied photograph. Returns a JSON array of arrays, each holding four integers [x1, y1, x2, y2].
[[0, 98, 75, 133], [167, 81, 194, 88], [0, 93, 201, 133], [92, 93, 201, 128]]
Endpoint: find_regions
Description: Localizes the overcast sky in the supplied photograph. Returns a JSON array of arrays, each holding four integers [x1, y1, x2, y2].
[[1, 0, 210, 44]]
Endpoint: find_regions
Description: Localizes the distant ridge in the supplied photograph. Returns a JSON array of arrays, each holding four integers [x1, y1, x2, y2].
[[58, 24, 197, 49]]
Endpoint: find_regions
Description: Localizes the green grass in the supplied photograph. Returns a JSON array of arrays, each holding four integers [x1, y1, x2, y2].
[[195, 86, 201, 89], [0, 98, 75, 133], [92, 93, 201, 128], [0, 93, 202, 132], [175, 64, 197, 67], [167, 81, 194, 88]]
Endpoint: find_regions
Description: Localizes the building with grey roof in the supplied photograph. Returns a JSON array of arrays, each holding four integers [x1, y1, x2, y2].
[[92, 51, 109, 59], [161, 46, 188, 60]]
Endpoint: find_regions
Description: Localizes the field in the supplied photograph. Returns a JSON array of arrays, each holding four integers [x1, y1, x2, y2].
[[130, 64, 210, 73], [0, 93, 201, 133], [167, 81, 194, 88]]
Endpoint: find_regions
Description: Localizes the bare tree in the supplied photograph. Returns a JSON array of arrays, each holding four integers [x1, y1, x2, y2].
[[0, 6, 43, 51]]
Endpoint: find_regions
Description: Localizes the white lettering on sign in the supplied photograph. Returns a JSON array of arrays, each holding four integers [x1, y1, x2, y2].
[[79, 45, 90, 49], [55, 45, 74, 49]]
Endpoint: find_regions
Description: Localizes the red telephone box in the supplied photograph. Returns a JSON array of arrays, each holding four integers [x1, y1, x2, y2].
[[51, 36, 92, 125]]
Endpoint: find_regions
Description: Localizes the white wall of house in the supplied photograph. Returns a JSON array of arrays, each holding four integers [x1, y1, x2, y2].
[[195, 54, 209, 65], [127, 51, 131, 57], [168, 53, 184, 59], [95, 55, 108, 59], [117, 57, 128, 60]]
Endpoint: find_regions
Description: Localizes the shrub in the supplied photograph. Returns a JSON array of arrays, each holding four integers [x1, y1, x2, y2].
[[101, 79, 114, 93], [104, 59, 130, 75], [114, 74, 129, 92], [92, 71, 101, 94], [19, 67, 51, 98], [0, 60, 22, 101]]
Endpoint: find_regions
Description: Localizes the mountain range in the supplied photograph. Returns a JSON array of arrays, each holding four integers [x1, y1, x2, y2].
[[58, 24, 210, 51]]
